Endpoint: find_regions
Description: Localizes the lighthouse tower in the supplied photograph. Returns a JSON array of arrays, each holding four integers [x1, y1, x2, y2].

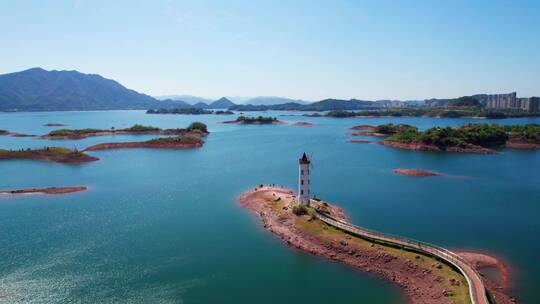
[[298, 152, 311, 206]]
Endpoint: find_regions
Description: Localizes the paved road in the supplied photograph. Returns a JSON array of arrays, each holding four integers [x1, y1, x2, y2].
[[316, 212, 489, 304]]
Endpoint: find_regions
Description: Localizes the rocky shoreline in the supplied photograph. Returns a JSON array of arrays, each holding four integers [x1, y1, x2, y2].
[[0, 186, 87, 195], [239, 186, 516, 304]]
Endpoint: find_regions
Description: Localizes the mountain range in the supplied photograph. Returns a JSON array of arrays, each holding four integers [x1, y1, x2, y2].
[[0, 68, 190, 111], [1, 67, 502, 113], [229, 98, 382, 111]]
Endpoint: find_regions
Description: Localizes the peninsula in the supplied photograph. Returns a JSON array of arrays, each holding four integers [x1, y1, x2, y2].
[[239, 186, 514, 304], [0, 186, 87, 195], [0, 147, 99, 163], [41, 123, 208, 140]]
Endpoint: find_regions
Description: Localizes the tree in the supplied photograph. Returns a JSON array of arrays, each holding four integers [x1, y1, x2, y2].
[[187, 122, 208, 133]]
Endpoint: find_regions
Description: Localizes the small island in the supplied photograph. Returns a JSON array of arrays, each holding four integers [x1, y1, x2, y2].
[[147, 108, 234, 115], [0, 147, 99, 163], [223, 115, 283, 125], [349, 123, 540, 154], [85, 134, 204, 151], [44, 123, 67, 127], [0, 129, 35, 137], [0, 186, 87, 195], [84, 122, 208, 151], [291, 121, 314, 127], [393, 168, 442, 177], [348, 139, 372, 144], [42, 123, 208, 140]]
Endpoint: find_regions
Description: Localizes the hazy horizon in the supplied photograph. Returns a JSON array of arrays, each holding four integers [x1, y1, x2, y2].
[[1, 0, 539, 100]]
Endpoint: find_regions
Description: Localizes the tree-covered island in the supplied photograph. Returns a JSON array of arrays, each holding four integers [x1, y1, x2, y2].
[[223, 116, 282, 124], [351, 123, 540, 153]]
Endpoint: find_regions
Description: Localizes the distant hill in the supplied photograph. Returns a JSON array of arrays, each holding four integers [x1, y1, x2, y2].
[[244, 96, 310, 106], [303, 98, 378, 111], [208, 97, 235, 109], [230, 99, 381, 111], [155, 94, 212, 105], [0, 68, 188, 111], [192, 102, 209, 109]]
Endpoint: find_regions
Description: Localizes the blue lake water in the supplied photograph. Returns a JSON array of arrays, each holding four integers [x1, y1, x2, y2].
[[0, 111, 539, 303]]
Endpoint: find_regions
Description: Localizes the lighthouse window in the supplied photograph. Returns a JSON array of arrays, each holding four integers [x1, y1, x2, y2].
[[300, 190, 304, 195], [301, 180, 304, 185], [301, 170, 304, 175]]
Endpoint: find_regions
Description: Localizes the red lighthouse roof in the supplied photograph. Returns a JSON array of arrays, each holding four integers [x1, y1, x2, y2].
[[299, 152, 310, 164]]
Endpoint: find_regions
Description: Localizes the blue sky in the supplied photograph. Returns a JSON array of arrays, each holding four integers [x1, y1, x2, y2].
[[1, 0, 539, 100]]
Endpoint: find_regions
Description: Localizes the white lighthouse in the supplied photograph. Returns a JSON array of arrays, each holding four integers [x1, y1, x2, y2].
[[298, 152, 311, 206]]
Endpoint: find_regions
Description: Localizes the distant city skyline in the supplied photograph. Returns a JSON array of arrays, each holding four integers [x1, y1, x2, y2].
[[1, 0, 539, 100]]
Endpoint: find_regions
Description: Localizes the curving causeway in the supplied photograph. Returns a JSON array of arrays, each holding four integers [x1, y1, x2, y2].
[[316, 212, 490, 304]]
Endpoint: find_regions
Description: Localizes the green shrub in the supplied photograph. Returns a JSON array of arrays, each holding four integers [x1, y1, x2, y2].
[[292, 205, 308, 216], [147, 135, 202, 144]]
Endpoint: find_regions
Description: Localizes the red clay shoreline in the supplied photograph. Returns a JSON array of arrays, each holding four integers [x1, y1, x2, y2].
[[84, 141, 203, 151], [505, 141, 540, 149], [0, 186, 87, 195], [393, 168, 442, 177], [378, 140, 500, 154], [239, 186, 516, 304], [0, 150, 99, 163]]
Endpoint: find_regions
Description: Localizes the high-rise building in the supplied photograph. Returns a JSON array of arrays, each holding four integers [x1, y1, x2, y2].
[[521, 97, 540, 113], [485, 92, 517, 109]]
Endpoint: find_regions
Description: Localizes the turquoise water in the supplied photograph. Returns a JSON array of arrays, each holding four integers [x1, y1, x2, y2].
[[0, 111, 539, 304]]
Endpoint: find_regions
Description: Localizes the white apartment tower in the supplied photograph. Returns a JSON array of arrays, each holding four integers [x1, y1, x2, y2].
[[298, 152, 311, 206]]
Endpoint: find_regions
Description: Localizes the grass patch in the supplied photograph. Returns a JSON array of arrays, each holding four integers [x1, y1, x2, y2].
[[146, 135, 202, 144]]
